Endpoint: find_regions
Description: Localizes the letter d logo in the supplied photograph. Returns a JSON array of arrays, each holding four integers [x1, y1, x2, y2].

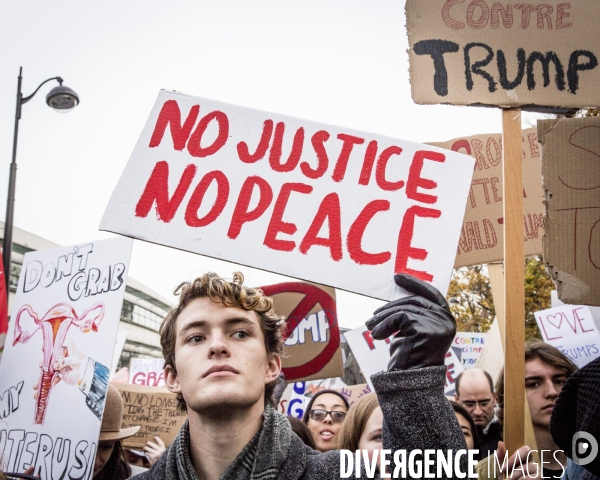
[[572, 431, 598, 466]]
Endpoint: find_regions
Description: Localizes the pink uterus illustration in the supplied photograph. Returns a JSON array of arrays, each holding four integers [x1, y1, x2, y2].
[[13, 302, 104, 425]]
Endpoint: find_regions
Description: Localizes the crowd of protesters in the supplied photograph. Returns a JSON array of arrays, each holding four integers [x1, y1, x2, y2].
[[2, 271, 599, 480]]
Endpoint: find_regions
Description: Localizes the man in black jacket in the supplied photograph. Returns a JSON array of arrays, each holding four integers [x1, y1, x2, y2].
[[132, 272, 467, 480]]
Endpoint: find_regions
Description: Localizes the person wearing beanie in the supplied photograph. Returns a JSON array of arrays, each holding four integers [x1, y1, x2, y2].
[[551, 356, 600, 480], [301, 389, 350, 452]]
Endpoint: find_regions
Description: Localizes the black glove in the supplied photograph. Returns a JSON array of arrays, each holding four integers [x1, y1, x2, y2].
[[366, 274, 456, 371]]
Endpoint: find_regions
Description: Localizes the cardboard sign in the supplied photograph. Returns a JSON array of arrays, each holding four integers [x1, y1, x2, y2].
[[406, 0, 600, 109], [475, 319, 504, 384], [129, 358, 166, 387], [535, 305, 600, 367], [428, 128, 544, 267], [261, 282, 343, 382], [100, 90, 475, 301], [453, 332, 487, 368], [0, 237, 133, 478], [112, 383, 187, 449], [344, 325, 463, 393], [551, 290, 600, 331], [539, 116, 600, 306]]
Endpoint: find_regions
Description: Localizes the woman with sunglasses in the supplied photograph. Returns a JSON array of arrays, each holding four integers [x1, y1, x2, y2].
[[302, 389, 350, 452]]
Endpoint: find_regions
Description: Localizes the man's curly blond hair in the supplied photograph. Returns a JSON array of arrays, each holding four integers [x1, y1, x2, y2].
[[160, 272, 284, 411]]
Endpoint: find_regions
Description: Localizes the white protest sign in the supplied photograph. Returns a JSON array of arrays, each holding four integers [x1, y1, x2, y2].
[[344, 325, 463, 393], [100, 90, 475, 301], [453, 332, 487, 369], [535, 305, 600, 368], [551, 290, 600, 332], [129, 358, 166, 387], [0, 237, 133, 477], [110, 330, 128, 377]]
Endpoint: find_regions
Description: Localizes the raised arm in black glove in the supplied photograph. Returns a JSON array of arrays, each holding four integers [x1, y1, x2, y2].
[[366, 273, 456, 371]]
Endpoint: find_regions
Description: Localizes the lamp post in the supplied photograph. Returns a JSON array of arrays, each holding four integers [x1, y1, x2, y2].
[[2, 67, 79, 295]]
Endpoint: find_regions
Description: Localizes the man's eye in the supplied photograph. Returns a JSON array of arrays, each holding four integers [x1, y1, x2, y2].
[[233, 331, 249, 339], [526, 382, 539, 388], [463, 402, 475, 408], [188, 334, 204, 344], [480, 401, 490, 407]]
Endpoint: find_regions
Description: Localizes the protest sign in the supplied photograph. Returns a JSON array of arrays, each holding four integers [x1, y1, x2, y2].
[[112, 382, 187, 449], [539, 116, 600, 306], [475, 319, 504, 384], [344, 325, 463, 394], [110, 331, 128, 377], [428, 128, 544, 267], [534, 305, 600, 367], [129, 358, 166, 387], [551, 290, 600, 331], [406, 0, 600, 109], [261, 281, 343, 382], [278, 381, 372, 419], [453, 332, 487, 368], [0, 237, 132, 478], [100, 90, 475, 301]]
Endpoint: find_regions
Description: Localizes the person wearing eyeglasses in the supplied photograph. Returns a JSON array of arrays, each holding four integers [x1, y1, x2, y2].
[[454, 368, 501, 458], [302, 390, 350, 452]]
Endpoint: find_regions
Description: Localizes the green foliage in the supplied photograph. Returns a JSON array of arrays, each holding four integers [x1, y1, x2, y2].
[[524, 256, 554, 340], [447, 265, 495, 333], [447, 256, 553, 340]]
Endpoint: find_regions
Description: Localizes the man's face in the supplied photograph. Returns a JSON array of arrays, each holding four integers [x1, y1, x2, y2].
[[525, 358, 568, 428], [165, 297, 281, 414], [455, 375, 496, 427]]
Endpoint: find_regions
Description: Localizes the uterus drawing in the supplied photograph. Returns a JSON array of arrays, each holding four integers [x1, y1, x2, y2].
[[13, 302, 104, 425]]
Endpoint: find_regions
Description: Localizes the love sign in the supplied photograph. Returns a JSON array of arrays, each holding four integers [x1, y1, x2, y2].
[[100, 91, 475, 301], [535, 305, 600, 367], [535, 305, 596, 341]]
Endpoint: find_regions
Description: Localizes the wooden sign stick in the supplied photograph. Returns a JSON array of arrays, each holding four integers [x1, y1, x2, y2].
[[502, 108, 526, 454]]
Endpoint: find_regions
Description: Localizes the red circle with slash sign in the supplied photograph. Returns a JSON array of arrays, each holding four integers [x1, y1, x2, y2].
[[261, 282, 340, 381]]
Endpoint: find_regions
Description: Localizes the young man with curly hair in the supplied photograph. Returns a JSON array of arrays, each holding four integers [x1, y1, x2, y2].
[[133, 272, 466, 480]]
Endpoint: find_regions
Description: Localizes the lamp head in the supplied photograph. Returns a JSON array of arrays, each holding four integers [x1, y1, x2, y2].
[[46, 81, 79, 112]]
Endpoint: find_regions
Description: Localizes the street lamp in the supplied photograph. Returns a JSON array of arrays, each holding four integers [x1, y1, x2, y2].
[[2, 67, 79, 294]]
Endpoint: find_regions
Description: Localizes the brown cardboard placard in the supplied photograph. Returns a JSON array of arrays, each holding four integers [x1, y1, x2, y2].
[[539, 116, 600, 306], [428, 127, 544, 267], [406, 0, 600, 109], [334, 383, 373, 407], [261, 282, 344, 382], [112, 382, 187, 450]]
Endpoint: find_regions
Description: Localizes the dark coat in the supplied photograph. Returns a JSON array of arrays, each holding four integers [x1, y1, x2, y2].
[[132, 366, 467, 479]]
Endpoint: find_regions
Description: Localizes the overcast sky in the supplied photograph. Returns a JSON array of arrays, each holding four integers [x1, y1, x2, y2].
[[0, 1, 511, 328]]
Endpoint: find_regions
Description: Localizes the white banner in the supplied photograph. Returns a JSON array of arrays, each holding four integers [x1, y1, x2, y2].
[[0, 237, 133, 478], [534, 305, 600, 368], [344, 325, 463, 393], [100, 90, 475, 301], [452, 332, 487, 369], [129, 357, 166, 387]]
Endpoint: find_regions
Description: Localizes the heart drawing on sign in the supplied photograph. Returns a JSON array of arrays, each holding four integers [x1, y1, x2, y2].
[[546, 313, 563, 329], [560, 126, 600, 190]]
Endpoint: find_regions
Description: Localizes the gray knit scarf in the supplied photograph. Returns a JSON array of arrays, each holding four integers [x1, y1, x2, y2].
[[162, 404, 292, 480]]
